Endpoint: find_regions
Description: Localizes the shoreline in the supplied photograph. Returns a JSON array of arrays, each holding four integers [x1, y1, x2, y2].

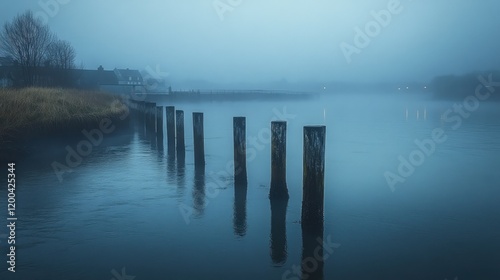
[[0, 88, 129, 159], [143, 91, 320, 102]]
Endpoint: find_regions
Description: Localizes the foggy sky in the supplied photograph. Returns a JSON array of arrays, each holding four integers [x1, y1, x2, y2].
[[1, 0, 499, 85]]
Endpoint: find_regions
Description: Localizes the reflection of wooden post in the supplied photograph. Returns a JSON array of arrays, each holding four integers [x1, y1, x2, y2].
[[302, 126, 326, 227], [270, 199, 288, 265], [176, 110, 185, 158], [233, 117, 247, 185], [270, 121, 288, 199], [156, 106, 164, 148], [193, 168, 206, 217], [193, 112, 205, 168], [233, 183, 247, 237], [166, 106, 176, 154], [301, 223, 324, 280]]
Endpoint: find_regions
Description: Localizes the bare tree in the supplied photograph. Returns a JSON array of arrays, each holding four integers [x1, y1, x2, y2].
[[43, 39, 78, 87], [45, 39, 76, 70], [0, 10, 54, 86]]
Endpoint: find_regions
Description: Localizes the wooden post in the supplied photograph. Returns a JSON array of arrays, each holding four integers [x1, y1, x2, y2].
[[144, 102, 150, 132], [146, 102, 156, 134], [176, 110, 185, 158], [156, 106, 164, 148], [129, 99, 138, 116], [152, 103, 157, 133], [302, 126, 326, 227], [166, 106, 176, 154], [193, 112, 205, 168], [139, 101, 146, 111], [137, 101, 145, 134], [270, 121, 288, 199], [233, 117, 247, 185]]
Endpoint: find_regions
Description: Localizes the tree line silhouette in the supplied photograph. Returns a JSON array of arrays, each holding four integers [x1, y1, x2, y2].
[[0, 10, 78, 87]]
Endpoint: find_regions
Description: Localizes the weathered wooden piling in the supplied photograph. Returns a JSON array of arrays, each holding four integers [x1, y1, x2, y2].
[[301, 126, 326, 227], [166, 106, 176, 154], [137, 101, 144, 112], [233, 117, 247, 185], [156, 106, 164, 148], [144, 102, 150, 131], [137, 101, 146, 133], [152, 103, 157, 133], [270, 121, 289, 199], [128, 99, 139, 116], [176, 110, 185, 158], [193, 112, 205, 168], [146, 102, 156, 134]]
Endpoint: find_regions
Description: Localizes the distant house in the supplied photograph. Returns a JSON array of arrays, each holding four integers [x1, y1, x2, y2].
[[114, 68, 143, 86], [74, 66, 118, 89], [0, 63, 145, 91], [72, 66, 144, 94]]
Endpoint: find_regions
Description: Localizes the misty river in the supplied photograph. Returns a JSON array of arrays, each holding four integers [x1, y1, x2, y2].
[[1, 91, 499, 280]]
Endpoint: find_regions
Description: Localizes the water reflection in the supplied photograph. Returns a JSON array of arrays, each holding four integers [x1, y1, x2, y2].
[[156, 146, 164, 163], [166, 153, 176, 184], [405, 107, 428, 121], [146, 117, 156, 145], [168, 146, 176, 158], [177, 148, 185, 165], [301, 224, 324, 280], [193, 167, 206, 217], [176, 152, 186, 199], [151, 129, 158, 150], [270, 198, 288, 265], [157, 132, 164, 151], [233, 183, 247, 237], [4, 92, 500, 280]]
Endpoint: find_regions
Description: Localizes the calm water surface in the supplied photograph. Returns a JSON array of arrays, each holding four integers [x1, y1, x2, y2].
[[1, 91, 499, 280]]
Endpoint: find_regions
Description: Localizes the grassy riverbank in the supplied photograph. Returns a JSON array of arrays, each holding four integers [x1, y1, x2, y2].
[[0, 87, 127, 148]]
